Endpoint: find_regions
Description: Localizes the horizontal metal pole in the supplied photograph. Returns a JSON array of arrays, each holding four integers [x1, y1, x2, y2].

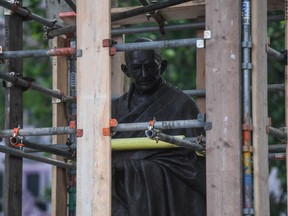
[[268, 153, 286, 160], [23, 143, 76, 153], [0, 0, 62, 28], [267, 46, 285, 62], [0, 127, 75, 138], [0, 145, 74, 169], [267, 83, 285, 92], [113, 38, 199, 51], [48, 22, 205, 39], [145, 129, 205, 151], [112, 119, 211, 133], [23, 138, 204, 151], [267, 126, 287, 141], [0, 47, 76, 59], [268, 14, 284, 21], [10, 138, 74, 158], [183, 89, 205, 97], [112, 22, 205, 35], [0, 72, 73, 101], [111, 0, 190, 22], [183, 84, 285, 97], [268, 144, 286, 153], [47, 25, 76, 38]]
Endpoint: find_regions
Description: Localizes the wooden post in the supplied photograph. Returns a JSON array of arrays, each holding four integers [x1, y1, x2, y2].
[[205, 0, 242, 215], [111, 0, 126, 98], [196, 17, 206, 113], [251, 0, 270, 215], [52, 37, 68, 216], [76, 0, 111, 215], [3, 3, 23, 216]]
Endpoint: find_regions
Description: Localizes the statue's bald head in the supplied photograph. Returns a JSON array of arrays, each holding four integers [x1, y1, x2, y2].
[[121, 38, 167, 94], [124, 38, 162, 65]]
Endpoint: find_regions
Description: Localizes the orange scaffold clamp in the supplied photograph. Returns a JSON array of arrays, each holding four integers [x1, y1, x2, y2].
[[9, 126, 24, 148]]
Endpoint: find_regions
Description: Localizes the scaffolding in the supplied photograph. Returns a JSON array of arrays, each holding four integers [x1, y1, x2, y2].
[[0, 0, 286, 215]]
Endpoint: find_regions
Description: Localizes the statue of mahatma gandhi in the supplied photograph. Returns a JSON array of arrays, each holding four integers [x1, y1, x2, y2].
[[111, 38, 206, 216]]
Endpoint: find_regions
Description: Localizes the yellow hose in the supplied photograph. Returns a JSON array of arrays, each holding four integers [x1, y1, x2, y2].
[[111, 136, 185, 150]]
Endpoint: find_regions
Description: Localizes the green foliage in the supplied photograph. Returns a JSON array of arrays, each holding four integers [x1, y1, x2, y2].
[[22, 1, 51, 127], [0, 1, 51, 128]]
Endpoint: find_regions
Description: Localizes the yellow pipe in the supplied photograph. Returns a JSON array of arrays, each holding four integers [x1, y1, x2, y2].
[[111, 136, 185, 150]]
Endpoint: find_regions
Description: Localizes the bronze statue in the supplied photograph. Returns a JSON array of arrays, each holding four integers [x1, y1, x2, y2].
[[112, 38, 206, 216]]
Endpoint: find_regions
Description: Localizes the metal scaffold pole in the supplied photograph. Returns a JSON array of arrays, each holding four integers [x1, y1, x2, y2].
[[242, 0, 254, 214], [285, 0, 288, 212], [9, 138, 74, 158], [3, 2, 23, 214], [0, 0, 62, 28], [0, 126, 75, 137], [0, 47, 77, 59], [47, 22, 205, 39], [0, 145, 74, 169], [111, 0, 191, 22], [112, 38, 200, 51], [0, 72, 73, 101]]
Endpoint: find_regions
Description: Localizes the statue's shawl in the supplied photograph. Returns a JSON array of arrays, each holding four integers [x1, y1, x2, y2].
[[111, 79, 206, 216], [112, 79, 202, 138]]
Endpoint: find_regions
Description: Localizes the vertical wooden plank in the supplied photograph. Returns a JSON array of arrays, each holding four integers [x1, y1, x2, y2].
[[76, 0, 111, 215], [3, 3, 23, 216], [111, 0, 126, 98], [251, 0, 270, 215], [205, 0, 242, 215], [196, 21, 206, 113], [52, 37, 68, 216], [111, 36, 125, 98]]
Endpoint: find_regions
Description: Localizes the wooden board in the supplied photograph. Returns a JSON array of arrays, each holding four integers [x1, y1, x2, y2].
[[205, 0, 242, 215], [268, 0, 285, 10], [51, 37, 68, 216], [111, 35, 126, 98], [251, 1, 270, 215], [196, 21, 206, 113], [111, 1, 205, 25], [76, 0, 111, 215], [54, 0, 284, 27]]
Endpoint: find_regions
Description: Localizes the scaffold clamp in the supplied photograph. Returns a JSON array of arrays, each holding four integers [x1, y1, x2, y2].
[[102, 39, 118, 56], [10, 126, 24, 148], [103, 119, 118, 136]]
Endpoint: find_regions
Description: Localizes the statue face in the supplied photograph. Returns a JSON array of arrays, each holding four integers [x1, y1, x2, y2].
[[127, 50, 161, 94]]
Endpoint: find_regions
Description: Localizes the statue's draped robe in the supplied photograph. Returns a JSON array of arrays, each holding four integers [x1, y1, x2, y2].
[[112, 79, 206, 216]]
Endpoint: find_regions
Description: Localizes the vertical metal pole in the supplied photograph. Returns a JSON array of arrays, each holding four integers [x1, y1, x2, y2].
[[68, 36, 77, 216], [3, 1, 23, 215], [285, 0, 288, 213], [68, 37, 77, 145], [242, 0, 253, 215]]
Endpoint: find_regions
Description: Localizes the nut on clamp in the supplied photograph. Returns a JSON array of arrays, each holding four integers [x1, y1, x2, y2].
[[102, 39, 117, 56]]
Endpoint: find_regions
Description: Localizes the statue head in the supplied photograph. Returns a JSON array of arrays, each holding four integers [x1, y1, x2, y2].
[[121, 38, 167, 94]]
